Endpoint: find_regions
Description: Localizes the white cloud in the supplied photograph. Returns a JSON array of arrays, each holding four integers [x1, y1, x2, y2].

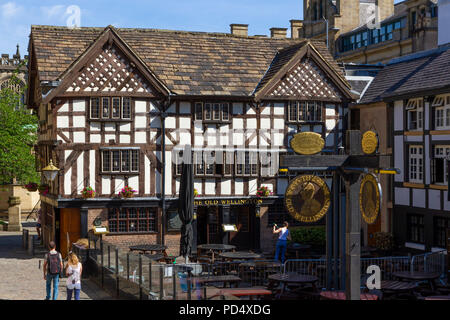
[[1, 2, 22, 19], [40, 5, 66, 19]]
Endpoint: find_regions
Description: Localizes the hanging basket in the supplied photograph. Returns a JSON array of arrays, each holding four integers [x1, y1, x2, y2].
[[24, 182, 38, 192], [82, 186, 96, 199], [118, 186, 136, 198], [38, 184, 50, 195]]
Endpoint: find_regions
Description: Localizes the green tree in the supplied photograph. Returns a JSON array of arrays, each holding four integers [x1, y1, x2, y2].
[[0, 63, 39, 184]]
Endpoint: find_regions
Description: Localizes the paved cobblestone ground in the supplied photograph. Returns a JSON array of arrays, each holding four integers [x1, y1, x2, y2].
[[0, 224, 113, 300]]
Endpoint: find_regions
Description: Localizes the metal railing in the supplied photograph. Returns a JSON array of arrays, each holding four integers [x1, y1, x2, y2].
[[84, 233, 448, 300]]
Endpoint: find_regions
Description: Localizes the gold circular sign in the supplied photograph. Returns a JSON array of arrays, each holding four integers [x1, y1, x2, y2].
[[361, 131, 378, 155], [359, 173, 382, 225], [284, 175, 331, 223], [290, 132, 325, 155]]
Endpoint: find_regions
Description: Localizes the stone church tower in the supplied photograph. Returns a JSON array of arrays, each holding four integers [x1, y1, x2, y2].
[[293, 0, 394, 55], [0, 45, 27, 95]]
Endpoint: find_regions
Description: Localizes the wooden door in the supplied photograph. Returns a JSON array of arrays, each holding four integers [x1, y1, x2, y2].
[[230, 206, 252, 250], [59, 208, 81, 258]]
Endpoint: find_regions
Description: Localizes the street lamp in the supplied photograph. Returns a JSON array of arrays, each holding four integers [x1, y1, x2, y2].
[[42, 159, 59, 182]]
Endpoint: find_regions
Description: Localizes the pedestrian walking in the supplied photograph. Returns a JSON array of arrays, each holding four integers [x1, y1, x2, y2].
[[36, 209, 41, 240], [66, 251, 82, 300], [43, 241, 63, 300], [273, 221, 291, 264]]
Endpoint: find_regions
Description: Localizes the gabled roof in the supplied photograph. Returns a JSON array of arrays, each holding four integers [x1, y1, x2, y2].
[[30, 25, 348, 98], [359, 44, 450, 104]]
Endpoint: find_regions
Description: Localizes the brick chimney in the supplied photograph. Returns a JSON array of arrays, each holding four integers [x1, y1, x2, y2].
[[270, 27, 288, 39], [230, 24, 249, 37], [290, 20, 304, 39]]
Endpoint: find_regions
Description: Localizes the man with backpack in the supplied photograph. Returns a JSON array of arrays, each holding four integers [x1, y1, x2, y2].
[[43, 241, 63, 300]]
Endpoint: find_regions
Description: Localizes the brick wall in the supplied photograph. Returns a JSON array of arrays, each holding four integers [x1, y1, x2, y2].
[[88, 208, 181, 256]]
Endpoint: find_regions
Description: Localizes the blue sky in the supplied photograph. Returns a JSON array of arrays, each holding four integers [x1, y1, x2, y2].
[[0, 0, 404, 57]]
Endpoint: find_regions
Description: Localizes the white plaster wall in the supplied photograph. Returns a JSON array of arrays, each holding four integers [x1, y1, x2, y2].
[[89, 150, 95, 188], [180, 102, 191, 114], [432, 135, 450, 141], [57, 116, 69, 128], [194, 180, 202, 195], [73, 116, 85, 128], [394, 136, 404, 182], [90, 122, 101, 131], [249, 179, 257, 195], [135, 132, 146, 143], [77, 152, 84, 194], [166, 116, 176, 129], [135, 116, 147, 128], [221, 179, 231, 195], [135, 100, 147, 113], [394, 100, 403, 131], [90, 134, 101, 143], [425, 136, 430, 185], [64, 168, 71, 195], [73, 132, 85, 143], [235, 178, 244, 195], [73, 100, 86, 112], [444, 191, 450, 211], [273, 103, 284, 115], [412, 189, 426, 208], [120, 134, 130, 144], [145, 155, 151, 195], [105, 123, 115, 131], [179, 117, 191, 129], [205, 180, 216, 195], [128, 176, 139, 193], [395, 187, 409, 206], [429, 189, 441, 210], [59, 102, 69, 112], [115, 177, 125, 194]]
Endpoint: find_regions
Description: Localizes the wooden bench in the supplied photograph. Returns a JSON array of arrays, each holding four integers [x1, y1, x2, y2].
[[209, 287, 273, 300], [193, 275, 242, 288]]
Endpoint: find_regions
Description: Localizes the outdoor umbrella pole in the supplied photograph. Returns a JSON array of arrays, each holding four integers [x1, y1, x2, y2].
[[179, 144, 194, 264]]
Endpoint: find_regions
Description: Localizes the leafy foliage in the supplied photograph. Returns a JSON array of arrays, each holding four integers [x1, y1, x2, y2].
[[290, 226, 326, 246], [0, 62, 39, 185]]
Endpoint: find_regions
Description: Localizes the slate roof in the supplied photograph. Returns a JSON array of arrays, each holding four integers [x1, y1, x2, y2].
[[30, 25, 346, 97], [359, 45, 450, 104]]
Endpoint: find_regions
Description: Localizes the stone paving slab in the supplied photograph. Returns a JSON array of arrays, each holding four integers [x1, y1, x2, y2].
[[0, 230, 113, 300]]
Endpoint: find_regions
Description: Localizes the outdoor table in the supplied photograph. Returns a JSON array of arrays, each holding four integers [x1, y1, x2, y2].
[[392, 271, 441, 291], [219, 251, 263, 261], [143, 253, 165, 262], [197, 244, 236, 263], [287, 243, 312, 259], [239, 261, 282, 285], [192, 275, 241, 299], [380, 280, 418, 299], [320, 291, 379, 300], [194, 275, 242, 288], [268, 273, 319, 298], [424, 295, 450, 300], [129, 244, 168, 254]]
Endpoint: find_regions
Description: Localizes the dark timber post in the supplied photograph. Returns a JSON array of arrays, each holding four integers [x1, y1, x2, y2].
[[161, 108, 167, 246], [80, 208, 88, 238], [333, 173, 340, 289], [222, 205, 230, 245], [326, 192, 333, 290], [344, 130, 362, 300]]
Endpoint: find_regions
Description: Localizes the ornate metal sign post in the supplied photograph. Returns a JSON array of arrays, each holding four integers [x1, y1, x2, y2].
[[281, 130, 395, 300]]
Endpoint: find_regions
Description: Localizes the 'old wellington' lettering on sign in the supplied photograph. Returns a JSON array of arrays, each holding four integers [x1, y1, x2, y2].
[[194, 198, 263, 206]]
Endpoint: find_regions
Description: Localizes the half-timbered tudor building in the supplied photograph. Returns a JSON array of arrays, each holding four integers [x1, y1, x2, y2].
[[27, 25, 356, 257], [359, 43, 450, 252]]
